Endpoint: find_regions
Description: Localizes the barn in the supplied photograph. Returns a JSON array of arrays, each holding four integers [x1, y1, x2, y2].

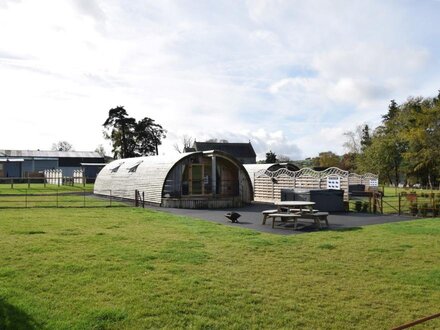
[[0, 149, 106, 178], [94, 150, 253, 208]]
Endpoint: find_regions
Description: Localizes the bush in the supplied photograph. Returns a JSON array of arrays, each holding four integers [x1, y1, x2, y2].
[[362, 201, 369, 213], [354, 201, 362, 212]]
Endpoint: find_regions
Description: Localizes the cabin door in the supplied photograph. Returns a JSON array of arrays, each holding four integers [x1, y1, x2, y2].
[[191, 164, 203, 195]]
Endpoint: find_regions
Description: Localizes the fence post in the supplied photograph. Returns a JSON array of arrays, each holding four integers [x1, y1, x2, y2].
[[398, 193, 401, 216], [83, 189, 86, 208], [380, 194, 383, 214], [135, 190, 138, 207], [109, 190, 112, 207], [142, 192, 145, 208], [10, 178, 13, 189], [27, 177, 30, 189], [25, 190, 28, 208], [56, 190, 59, 208]]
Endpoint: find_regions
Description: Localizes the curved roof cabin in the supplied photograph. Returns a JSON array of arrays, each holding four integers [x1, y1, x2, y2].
[[94, 150, 253, 209]]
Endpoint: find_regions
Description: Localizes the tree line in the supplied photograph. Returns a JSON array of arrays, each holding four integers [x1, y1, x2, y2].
[[354, 91, 440, 188], [263, 90, 440, 189]]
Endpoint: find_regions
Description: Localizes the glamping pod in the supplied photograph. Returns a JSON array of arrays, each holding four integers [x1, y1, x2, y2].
[[94, 150, 253, 209]]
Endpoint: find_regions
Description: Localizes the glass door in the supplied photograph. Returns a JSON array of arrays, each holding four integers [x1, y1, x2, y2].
[[191, 164, 203, 195]]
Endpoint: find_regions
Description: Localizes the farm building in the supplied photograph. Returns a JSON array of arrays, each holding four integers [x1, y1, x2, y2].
[[185, 141, 257, 164], [94, 150, 253, 208], [0, 149, 106, 178]]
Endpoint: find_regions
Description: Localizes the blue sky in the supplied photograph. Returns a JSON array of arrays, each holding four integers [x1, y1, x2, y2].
[[1, 0, 439, 160]]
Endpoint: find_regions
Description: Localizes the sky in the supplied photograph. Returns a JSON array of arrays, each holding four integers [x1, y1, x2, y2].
[[1, 0, 439, 160]]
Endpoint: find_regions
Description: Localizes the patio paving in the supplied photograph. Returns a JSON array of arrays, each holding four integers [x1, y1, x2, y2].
[[153, 202, 416, 235]]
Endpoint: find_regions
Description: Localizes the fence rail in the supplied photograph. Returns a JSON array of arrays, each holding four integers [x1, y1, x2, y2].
[[347, 189, 440, 216], [0, 190, 129, 209], [0, 176, 97, 188]]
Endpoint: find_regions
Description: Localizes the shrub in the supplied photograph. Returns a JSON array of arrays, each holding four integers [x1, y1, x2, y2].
[[362, 201, 369, 213], [354, 201, 362, 212]]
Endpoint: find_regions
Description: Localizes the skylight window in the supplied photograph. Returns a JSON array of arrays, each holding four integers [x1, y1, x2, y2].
[[128, 161, 143, 173], [110, 162, 124, 173]]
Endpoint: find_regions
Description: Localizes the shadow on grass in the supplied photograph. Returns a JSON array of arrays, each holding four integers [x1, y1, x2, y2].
[[0, 298, 41, 330], [333, 227, 363, 232]]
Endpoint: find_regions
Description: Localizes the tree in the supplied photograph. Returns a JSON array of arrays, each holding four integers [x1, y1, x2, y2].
[[314, 151, 340, 168], [103, 106, 136, 158], [173, 135, 194, 153], [382, 99, 399, 123], [52, 141, 74, 151], [360, 124, 372, 152], [265, 150, 277, 163], [95, 145, 106, 158], [103, 106, 166, 158], [339, 153, 357, 171], [277, 154, 291, 162], [343, 125, 363, 154], [398, 96, 440, 188], [134, 117, 166, 156]]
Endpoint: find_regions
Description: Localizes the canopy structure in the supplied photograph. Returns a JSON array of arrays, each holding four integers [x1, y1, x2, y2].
[[94, 150, 253, 209]]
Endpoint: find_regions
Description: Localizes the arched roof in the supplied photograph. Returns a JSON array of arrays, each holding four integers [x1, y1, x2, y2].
[[94, 150, 253, 205]]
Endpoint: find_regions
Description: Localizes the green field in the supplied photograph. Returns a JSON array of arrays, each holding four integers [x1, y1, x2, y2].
[[0, 183, 94, 195], [1, 207, 439, 329]]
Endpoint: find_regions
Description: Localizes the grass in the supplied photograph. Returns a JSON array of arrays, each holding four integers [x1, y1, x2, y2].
[[0, 183, 94, 195], [0, 207, 439, 329], [0, 183, 122, 208]]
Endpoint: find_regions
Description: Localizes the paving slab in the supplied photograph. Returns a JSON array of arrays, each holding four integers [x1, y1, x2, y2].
[[150, 202, 417, 235]]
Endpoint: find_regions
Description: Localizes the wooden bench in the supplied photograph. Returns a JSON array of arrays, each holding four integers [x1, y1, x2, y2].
[[261, 209, 278, 225], [266, 213, 301, 230], [289, 208, 319, 213], [298, 212, 329, 229]]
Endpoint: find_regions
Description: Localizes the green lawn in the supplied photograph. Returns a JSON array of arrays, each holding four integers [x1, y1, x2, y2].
[[0, 183, 94, 195], [1, 207, 439, 329]]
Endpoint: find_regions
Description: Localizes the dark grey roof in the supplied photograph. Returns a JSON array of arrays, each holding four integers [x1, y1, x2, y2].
[[192, 142, 256, 158], [0, 149, 103, 159]]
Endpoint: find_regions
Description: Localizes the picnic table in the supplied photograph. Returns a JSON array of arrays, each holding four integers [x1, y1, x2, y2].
[[263, 201, 329, 230]]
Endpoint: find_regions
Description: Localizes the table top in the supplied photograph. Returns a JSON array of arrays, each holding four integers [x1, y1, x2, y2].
[[274, 201, 315, 206]]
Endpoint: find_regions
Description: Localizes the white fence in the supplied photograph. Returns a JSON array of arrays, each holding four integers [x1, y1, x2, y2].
[[254, 167, 379, 203], [44, 169, 85, 185]]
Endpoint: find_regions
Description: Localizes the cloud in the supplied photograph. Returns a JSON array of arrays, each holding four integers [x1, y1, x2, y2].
[[70, 0, 105, 22], [1, 0, 439, 160]]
